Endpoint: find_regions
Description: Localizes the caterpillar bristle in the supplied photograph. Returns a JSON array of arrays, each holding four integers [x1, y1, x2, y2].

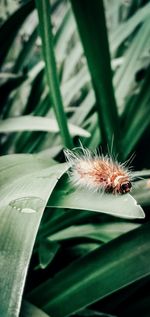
[[64, 146, 133, 195]]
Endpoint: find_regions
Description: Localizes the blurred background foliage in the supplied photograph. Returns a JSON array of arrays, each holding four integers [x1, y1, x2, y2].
[[0, 0, 150, 317]]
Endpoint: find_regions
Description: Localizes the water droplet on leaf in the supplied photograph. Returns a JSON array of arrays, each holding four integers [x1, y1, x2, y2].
[[9, 196, 44, 213], [21, 208, 37, 214]]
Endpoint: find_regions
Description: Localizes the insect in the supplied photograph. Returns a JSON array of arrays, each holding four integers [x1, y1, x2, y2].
[[64, 146, 132, 195]]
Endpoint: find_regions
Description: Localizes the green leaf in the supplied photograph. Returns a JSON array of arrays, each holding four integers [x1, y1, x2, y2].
[[122, 67, 150, 157], [48, 176, 145, 219], [0, 154, 68, 317], [69, 242, 100, 258], [28, 223, 150, 317], [20, 301, 51, 317], [39, 239, 60, 269], [70, 0, 120, 156], [132, 180, 150, 207], [0, 115, 90, 138], [39, 209, 93, 241], [110, 2, 150, 54], [48, 222, 140, 243], [35, 0, 73, 148], [132, 170, 150, 179], [114, 18, 150, 113]]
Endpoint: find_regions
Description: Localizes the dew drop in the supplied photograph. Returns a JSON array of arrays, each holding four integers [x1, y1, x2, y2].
[[9, 196, 44, 213], [21, 208, 37, 214]]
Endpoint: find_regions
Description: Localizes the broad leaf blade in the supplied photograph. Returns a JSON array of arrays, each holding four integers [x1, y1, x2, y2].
[[48, 177, 145, 219], [0, 154, 68, 317]]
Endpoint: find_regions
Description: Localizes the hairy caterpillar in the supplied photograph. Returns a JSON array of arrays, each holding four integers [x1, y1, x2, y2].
[[64, 147, 132, 195]]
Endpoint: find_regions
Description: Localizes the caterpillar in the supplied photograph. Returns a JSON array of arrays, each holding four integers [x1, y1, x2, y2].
[[64, 146, 132, 195]]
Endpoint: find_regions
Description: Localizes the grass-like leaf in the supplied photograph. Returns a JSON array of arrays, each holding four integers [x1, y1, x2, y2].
[[114, 18, 150, 113], [70, 0, 120, 156], [35, 0, 73, 148], [0, 115, 90, 138], [110, 2, 150, 55], [48, 222, 140, 243], [28, 223, 150, 317], [122, 67, 150, 157]]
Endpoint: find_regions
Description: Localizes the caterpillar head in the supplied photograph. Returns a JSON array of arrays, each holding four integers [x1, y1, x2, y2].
[[113, 176, 132, 194]]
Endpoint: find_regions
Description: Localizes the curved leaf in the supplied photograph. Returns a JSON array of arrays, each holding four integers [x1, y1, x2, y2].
[[0, 115, 90, 138], [0, 154, 68, 317], [48, 177, 144, 219]]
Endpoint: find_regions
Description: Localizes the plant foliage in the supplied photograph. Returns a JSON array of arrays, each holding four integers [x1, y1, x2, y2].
[[0, 0, 150, 317]]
